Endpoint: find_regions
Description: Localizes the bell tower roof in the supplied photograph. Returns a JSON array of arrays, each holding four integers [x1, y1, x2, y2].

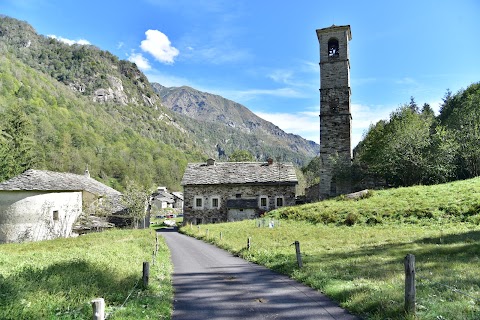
[[316, 25, 352, 40]]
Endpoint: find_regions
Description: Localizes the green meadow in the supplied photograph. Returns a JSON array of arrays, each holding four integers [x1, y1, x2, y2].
[[0, 229, 172, 319], [181, 177, 480, 319], [1, 177, 478, 319]]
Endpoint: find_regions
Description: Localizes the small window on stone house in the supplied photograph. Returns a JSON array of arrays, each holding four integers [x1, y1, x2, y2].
[[211, 197, 220, 208], [194, 196, 203, 209], [275, 197, 284, 208], [196, 218, 203, 225], [236, 193, 242, 198], [259, 196, 268, 208], [328, 38, 339, 57], [53, 210, 59, 221]]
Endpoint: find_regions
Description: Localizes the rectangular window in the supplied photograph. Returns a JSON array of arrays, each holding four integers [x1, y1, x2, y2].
[[211, 198, 219, 208], [196, 218, 203, 225], [235, 193, 242, 198], [276, 197, 284, 208], [53, 210, 59, 221], [194, 197, 203, 209], [260, 197, 267, 207]]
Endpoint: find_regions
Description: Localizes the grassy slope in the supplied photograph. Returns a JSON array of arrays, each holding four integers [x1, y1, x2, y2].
[[180, 178, 480, 319], [0, 229, 172, 320], [275, 177, 480, 225]]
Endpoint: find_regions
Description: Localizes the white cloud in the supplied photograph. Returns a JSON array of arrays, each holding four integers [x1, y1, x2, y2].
[[250, 103, 397, 148], [128, 53, 151, 71], [268, 70, 294, 84], [264, 64, 319, 92], [254, 111, 319, 143], [140, 29, 179, 64], [350, 103, 393, 147], [144, 71, 192, 88], [426, 99, 443, 114], [47, 35, 90, 46], [301, 60, 319, 73], [225, 87, 305, 102], [395, 77, 418, 85], [181, 45, 251, 64]]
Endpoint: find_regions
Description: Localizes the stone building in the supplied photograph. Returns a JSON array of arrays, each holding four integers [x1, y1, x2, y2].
[[150, 187, 183, 216], [316, 25, 353, 199], [181, 158, 298, 225], [0, 169, 123, 243]]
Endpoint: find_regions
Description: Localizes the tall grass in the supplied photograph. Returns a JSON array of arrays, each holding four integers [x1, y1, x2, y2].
[[181, 177, 480, 319], [0, 229, 172, 319], [274, 177, 480, 226]]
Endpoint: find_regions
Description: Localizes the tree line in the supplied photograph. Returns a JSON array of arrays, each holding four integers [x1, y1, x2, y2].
[[303, 82, 480, 189]]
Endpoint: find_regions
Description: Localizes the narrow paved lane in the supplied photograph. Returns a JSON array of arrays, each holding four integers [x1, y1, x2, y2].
[[159, 228, 360, 320]]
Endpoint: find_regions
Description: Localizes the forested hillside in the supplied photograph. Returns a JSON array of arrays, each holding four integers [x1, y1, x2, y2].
[[0, 16, 319, 191], [0, 16, 205, 191]]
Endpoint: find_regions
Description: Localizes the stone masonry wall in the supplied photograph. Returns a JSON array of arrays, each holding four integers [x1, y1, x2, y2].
[[317, 25, 352, 200], [183, 183, 296, 224]]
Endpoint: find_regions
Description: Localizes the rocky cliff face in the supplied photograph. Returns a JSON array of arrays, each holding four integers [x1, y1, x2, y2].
[[0, 15, 159, 109]]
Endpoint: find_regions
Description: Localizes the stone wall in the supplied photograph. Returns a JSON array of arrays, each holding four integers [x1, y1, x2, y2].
[[0, 190, 82, 243], [183, 183, 296, 224]]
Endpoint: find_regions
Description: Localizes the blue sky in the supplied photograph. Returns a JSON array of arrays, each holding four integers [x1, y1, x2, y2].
[[2, 0, 479, 148]]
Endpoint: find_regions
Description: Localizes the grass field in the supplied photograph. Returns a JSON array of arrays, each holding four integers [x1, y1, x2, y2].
[[180, 177, 480, 320], [0, 228, 172, 319]]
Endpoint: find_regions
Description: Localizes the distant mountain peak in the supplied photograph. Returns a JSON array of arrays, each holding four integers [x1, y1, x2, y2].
[[152, 83, 319, 165]]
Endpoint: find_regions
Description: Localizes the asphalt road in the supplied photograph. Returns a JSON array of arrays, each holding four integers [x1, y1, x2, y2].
[[158, 228, 360, 320]]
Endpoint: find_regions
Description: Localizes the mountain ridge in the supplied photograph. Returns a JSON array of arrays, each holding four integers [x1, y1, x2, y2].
[[152, 83, 319, 164]]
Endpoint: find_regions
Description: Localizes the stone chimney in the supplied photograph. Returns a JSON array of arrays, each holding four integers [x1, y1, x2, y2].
[[206, 158, 216, 166], [267, 158, 273, 165], [84, 165, 90, 178]]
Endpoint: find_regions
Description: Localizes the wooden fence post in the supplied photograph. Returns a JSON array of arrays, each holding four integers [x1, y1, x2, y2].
[[143, 261, 150, 288], [91, 298, 105, 320], [220, 231, 223, 240], [206, 229, 209, 237], [404, 254, 416, 315], [294, 241, 303, 268], [247, 237, 251, 250]]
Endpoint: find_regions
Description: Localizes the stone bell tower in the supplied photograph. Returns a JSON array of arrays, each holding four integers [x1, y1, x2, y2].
[[316, 25, 352, 199]]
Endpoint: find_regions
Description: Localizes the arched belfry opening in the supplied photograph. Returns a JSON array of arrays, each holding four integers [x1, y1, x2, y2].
[[316, 25, 352, 200], [327, 38, 339, 57]]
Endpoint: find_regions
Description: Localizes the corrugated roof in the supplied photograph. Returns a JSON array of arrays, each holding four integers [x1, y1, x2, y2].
[[0, 169, 121, 197], [181, 161, 298, 186]]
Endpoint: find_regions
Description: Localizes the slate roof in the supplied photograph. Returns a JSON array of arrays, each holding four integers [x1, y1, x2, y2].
[[0, 169, 121, 197], [181, 161, 298, 186], [172, 192, 184, 200]]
